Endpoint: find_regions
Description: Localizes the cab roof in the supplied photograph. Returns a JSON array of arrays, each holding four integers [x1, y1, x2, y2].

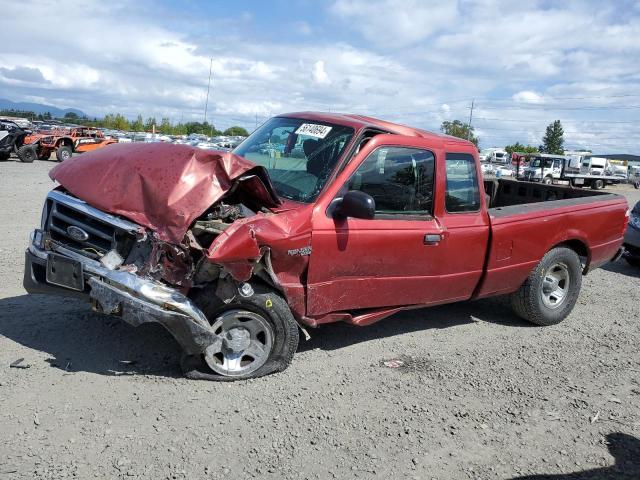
[[277, 111, 475, 148]]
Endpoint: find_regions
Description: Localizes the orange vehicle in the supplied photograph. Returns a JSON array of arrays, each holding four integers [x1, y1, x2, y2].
[[17, 126, 117, 162]]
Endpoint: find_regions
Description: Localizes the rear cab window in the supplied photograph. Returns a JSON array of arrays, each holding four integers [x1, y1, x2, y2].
[[445, 153, 480, 213]]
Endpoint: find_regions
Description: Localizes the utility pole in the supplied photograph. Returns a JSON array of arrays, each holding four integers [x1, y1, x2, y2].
[[467, 99, 474, 141], [204, 57, 213, 125]]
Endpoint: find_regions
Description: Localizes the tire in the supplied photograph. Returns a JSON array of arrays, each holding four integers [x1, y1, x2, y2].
[[591, 179, 604, 190], [182, 282, 299, 381], [510, 246, 582, 326], [543, 176, 552, 185], [56, 145, 72, 161], [17, 145, 37, 163]]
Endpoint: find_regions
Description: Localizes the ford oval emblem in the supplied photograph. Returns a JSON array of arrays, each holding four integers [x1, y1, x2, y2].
[[67, 225, 89, 242]]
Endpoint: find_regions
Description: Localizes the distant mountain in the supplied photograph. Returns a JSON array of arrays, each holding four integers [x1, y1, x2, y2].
[[0, 98, 87, 118]]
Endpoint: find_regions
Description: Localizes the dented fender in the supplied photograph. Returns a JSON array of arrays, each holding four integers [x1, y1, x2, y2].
[[206, 206, 314, 319]]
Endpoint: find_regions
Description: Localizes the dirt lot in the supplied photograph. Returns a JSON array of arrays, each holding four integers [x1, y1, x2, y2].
[[1, 158, 639, 480]]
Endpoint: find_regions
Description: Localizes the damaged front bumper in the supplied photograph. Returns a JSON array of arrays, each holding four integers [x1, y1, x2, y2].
[[24, 232, 216, 355]]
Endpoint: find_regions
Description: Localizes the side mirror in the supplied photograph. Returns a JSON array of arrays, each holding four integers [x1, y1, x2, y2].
[[334, 190, 375, 220]]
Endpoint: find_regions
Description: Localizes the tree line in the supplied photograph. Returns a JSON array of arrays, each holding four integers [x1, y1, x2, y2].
[[440, 119, 566, 155], [0, 109, 249, 137]]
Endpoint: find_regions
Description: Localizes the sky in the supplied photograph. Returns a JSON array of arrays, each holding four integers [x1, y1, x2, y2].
[[1, 0, 639, 152]]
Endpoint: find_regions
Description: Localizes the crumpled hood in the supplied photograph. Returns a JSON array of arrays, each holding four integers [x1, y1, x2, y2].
[[49, 143, 280, 243]]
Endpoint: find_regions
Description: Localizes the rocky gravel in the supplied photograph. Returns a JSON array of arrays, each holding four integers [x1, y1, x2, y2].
[[0, 158, 639, 479]]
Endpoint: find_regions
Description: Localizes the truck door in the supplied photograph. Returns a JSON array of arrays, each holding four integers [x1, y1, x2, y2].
[[305, 136, 489, 317]]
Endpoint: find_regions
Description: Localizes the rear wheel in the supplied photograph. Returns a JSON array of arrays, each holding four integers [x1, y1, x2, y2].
[[591, 179, 604, 190], [56, 145, 72, 161], [17, 145, 36, 163], [182, 283, 299, 381], [510, 247, 582, 326]]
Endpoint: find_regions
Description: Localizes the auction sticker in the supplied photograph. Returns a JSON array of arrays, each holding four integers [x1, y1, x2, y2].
[[295, 123, 332, 139]]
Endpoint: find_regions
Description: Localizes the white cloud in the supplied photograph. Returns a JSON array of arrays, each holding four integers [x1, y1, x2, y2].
[[312, 60, 330, 85], [330, 0, 457, 48], [512, 91, 544, 104], [0, 0, 638, 152]]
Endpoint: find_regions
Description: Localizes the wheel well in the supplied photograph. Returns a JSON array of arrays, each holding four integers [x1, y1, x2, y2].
[[555, 239, 590, 272], [58, 138, 73, 148]]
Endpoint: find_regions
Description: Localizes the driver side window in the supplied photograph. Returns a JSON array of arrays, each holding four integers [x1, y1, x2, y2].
[[347, 146, 435, 217]]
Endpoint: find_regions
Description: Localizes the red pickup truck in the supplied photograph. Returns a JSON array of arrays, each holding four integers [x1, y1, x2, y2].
[[24, 112, 629, 381]]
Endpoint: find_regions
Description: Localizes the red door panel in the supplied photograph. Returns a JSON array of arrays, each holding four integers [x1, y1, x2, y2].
[[307, 217, 447, 315], [306, 135, 490, 318]]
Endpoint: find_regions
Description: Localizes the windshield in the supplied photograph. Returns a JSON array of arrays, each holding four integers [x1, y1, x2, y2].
[[234, 117, 355, 202], [530, 158, 552, 168]]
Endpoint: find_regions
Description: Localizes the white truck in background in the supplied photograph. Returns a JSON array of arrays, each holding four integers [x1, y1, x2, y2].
[[580, 156, 608, 175], [479, 148, 509, 164], [522, 154, 565, 184], [563, 155, 625, 190], [520, 153, 624, 190]]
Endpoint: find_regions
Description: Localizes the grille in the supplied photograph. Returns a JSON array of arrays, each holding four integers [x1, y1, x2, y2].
[[43, 191, 138, 259]]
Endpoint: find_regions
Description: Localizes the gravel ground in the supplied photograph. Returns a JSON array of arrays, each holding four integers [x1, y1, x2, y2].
[[1, 157, 639, 480]]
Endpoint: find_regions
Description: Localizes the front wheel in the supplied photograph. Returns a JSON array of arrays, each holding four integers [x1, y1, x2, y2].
[[510, 247, 582, 326], [183, 283, 299, 381], [543, 176, 553, 185], [56, 146, 72, 161], [591, 179, 604, 190], [17, 145, 36, 163]]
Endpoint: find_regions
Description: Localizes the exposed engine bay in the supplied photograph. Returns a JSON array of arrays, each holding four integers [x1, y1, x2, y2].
[[122, 201, 256, 290]]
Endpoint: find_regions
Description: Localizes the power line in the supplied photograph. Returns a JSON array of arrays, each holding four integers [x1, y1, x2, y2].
[[473, 116, 638, 124], [478, 104, 640, 110]]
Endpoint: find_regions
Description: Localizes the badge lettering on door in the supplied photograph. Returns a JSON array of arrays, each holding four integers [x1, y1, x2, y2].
[[287, 246, 312, 256]]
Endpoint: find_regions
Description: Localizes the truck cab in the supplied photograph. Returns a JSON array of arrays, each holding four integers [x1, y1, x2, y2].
[[523, 154, 565, 184]]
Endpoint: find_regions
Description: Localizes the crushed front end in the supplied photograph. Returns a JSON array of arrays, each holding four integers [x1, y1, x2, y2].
[[23, 142, 315, 379], [24, 189, 222, 355]]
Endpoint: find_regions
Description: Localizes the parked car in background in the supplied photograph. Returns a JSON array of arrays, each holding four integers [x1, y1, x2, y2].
[[18, 126, 115, 162], [480, 162, 495, 175], [494, 165, 515, 177], [623, 201, 640, 267], [0, 119, 30, 161]]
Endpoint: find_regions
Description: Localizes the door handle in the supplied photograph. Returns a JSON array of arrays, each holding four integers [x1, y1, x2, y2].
[[423, 233, 442, 245]]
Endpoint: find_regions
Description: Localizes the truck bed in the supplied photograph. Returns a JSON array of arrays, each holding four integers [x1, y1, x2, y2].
[[474, 179, 628, 299], [483, 178, 607, 208]]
